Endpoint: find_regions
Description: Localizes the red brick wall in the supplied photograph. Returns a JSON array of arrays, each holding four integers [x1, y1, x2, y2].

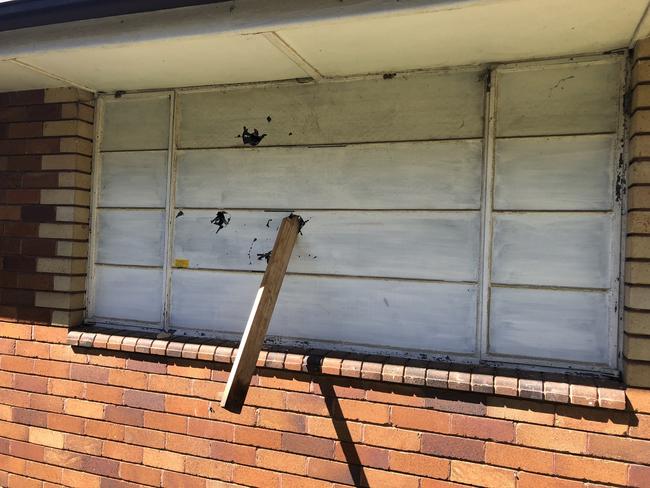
[[2, 83, 650, 488], [1, 321, 650, 487]]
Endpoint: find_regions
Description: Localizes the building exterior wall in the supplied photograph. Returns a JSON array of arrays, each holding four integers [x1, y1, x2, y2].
[[0, 44, 650, 488]]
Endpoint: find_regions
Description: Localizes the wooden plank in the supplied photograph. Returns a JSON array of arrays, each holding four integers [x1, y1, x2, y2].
[[221, 214, 301, 412], [489, 287, 610, 365], [96, 209, 165, 266], [93, 265, 163, 323], [177, 69, 484, 148], [173, 210, 481, 281], [170, 270, 478, 355], [491, 213, 612, 288], [496, 59, 621, 137], [175, 140, 483, 209], [101, 95, 171, 151], [494, 134, 615, 210], [99, 151, 168, 208]]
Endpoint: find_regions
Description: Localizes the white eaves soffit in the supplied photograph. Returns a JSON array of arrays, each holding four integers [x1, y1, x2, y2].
[[0, 0, 648, 92]]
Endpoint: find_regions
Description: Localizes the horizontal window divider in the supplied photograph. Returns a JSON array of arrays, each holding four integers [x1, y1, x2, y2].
[[491, 209, 614, 214], [490, 282, 610, 293], [495, 131, 617, 140], [95, 263, 163, 270], [175, 136, 485, 151], [99, 148, 169, 153], [171, 267, 479, 285], [96, 206, 166, 211], [173, 207, 482, 212]]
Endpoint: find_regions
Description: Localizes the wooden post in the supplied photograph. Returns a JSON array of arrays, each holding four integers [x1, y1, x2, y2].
[[221, 214, 302, 413]]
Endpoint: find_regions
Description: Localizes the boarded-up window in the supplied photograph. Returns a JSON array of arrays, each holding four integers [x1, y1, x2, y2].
[[87, 55, 624, 372]]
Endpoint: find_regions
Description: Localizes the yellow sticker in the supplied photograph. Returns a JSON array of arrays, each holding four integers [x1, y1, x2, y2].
[[174, 258, 190, 268]]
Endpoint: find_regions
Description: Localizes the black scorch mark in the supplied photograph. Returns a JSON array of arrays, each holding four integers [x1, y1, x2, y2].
[[257, 251, 272, 262], [175, 210, 184, 218], [290, 213, 310, 235], [267, 115, 272, 123], [210, 211, 231, 234], [383, 73, 396, 80], [265, 218, 272, 228], [241, 126, 266, 146]]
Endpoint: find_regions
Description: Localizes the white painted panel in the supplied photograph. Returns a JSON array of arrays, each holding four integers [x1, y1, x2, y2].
[[496, 60, 621, 137], [96, 209, 165, 266], [98, 151, 168, 208], [489, 287, 610, 364], [178, 70, 484, 147], [93, 265, 163, 323], [491, 214, 612, 288], [170, 269, 478, 354], [494, 135, 615, 210], [173, 210, 480, 281], [175, 140, 483, 209], [101, 96, 170, 151]]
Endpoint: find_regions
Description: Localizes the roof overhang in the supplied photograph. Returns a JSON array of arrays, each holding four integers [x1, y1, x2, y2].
[[0, 0, 649, 93]]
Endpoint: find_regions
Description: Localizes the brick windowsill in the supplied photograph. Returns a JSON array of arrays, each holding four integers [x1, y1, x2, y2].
[[67, 325, 627, 411]]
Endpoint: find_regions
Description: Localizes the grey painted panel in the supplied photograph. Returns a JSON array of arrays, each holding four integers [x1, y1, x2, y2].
[[96, 209, 165, 266], [494, 135, 615, 210], [173, 210, 481, 281], [94, 265, 163, 323], [170, 269, 478, 354], [489, 287, 610, 364], [99, 151, 168, 208], [496, 60, 621, 137], [101, 95, 170, 151], [175, 140, 483, 209], [491, 213, 612, 288], [178, 70, 484, 148]]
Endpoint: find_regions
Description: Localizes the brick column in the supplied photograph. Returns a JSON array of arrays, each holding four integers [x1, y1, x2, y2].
[[0, 87, 94, 329], [626, 38, 650, 387]]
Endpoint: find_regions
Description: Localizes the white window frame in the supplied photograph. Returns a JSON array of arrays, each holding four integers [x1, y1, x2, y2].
[[85, 53, 628, 376]]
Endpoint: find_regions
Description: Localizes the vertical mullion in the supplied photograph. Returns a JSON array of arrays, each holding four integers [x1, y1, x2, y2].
[[84, 96, 105, 321], [161, 91, 178, 330], [613, 55, 630, 370], [478, 69, 498, 360]]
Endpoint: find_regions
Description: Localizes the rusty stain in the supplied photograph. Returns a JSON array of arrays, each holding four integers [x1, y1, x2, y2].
[[210, 211, 231, 234], [241, 126, 266, 146]]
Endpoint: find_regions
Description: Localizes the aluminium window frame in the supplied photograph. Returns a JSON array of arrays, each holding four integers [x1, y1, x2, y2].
[[84, 53, 628, 376]]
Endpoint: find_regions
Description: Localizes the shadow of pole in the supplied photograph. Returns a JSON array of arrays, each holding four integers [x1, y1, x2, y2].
[[307, 355, 367, 487]]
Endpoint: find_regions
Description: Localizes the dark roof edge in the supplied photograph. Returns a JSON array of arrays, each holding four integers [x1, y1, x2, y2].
[[0, 0, 227, 32]]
